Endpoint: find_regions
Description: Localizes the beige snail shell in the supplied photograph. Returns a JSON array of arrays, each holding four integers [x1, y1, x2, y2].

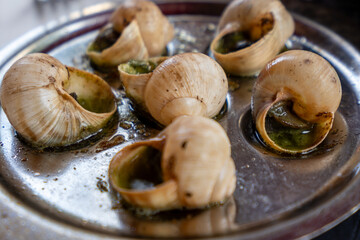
[[109, 115, 236, 210], [118, 53, 228, 126], [118, 56, 168, 110], [0, 53, 117, 148], [86, 0, 174, 67], [251, 50, 342, 154], [210, 0, 295, 76]]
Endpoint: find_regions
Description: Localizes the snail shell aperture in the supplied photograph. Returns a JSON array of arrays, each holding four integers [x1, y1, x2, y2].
[[118, 56, 168, 111], [0, 53, 117, 148], [210, 0, 295, 76], [86, 0, 174, 68], [118, 53, 228, 126], [109, 115, 236, 210], [251, 50, 342, 154]]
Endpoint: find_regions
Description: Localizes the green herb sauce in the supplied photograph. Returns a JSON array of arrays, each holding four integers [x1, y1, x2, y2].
[[124, 60, 158, 75], [266, 101, 316, 151], [215, 31, 252, 54]]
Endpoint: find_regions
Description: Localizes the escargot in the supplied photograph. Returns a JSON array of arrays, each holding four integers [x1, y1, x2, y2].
[[210, 0, 294, 76], [86, 0, 174, 68], [251, 50, 342, 154], [118, 53, 228, 126], [0, 53, 117, 148], [109, 115, 236, 210]]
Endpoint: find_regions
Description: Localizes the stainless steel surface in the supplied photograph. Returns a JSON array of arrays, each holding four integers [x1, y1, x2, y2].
[[1, 1, 360, 239]]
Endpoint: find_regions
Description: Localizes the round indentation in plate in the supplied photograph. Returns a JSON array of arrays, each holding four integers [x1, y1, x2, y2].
[[238, 106, 349, 160], [238, 107, 268, 153]]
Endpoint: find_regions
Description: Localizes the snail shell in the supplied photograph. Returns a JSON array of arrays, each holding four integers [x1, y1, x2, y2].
[[109, 115, 236, 210], [0, 53, 116, 148], [118, 53, 228, 126], [251, 50, 342, 154], [87, 20, 149, 68], [86, 0, 174, 67], [210, 0, 295, 76], [118, 56, 168, 110]]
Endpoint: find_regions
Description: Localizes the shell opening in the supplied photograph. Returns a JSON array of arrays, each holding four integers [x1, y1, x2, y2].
[[64, 67, 116, 113], [214, 31, 252, 54], [120, 59, 159, 75], [88, 24, 121, 53], [215, 13, 274, 54], [110, 145, 163, 191], [264, 100, 332, 152]]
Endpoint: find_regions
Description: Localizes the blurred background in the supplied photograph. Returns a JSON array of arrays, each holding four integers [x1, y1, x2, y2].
[[0, 0, 359, 50], [0, 0, 359, 239]]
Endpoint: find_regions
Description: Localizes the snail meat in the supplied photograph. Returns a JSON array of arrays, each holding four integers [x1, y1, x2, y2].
[[109, 116, 236, 211], [210, 0, 294, 76], [0, 53, 117, 148], [251, 50, 342, 154], [118, 53, 228, 126], [86, 0, 174, 68]]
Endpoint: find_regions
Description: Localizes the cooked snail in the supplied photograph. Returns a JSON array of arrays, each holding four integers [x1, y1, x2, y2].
[[109, 115, 236, 210], [118, 53, 228, 126], [0, 53, 117, 148], [251, 50, 342, 154], [86, 0, 174, 68], [118, 56, 168, 111], [210, 0, 295, 76]]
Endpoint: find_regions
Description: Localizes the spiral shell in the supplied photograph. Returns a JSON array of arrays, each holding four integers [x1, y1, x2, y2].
[[109, 115, 236, 210], [118, 56, 168, 109], [251, 50, 342, 154], [210, 0, 294, 76], [87, 20, 149, 68], [0, 53, 116, 148], [118, 53, 228, 126], [86, 0, 174, 67]]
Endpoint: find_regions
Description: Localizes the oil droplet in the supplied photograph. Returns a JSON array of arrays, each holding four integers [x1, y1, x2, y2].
[[300, 37, 307, 44], [207, 23, 216, 31]]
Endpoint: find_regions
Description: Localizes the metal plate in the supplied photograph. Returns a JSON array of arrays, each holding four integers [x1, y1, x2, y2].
[[1, 1, 360, 239]]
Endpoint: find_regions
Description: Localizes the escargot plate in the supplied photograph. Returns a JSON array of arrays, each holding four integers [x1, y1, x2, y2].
[[0, 2, 360, 240]]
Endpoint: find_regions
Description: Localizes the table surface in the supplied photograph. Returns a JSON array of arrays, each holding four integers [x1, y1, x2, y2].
[[0, 0, 359, 239]]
